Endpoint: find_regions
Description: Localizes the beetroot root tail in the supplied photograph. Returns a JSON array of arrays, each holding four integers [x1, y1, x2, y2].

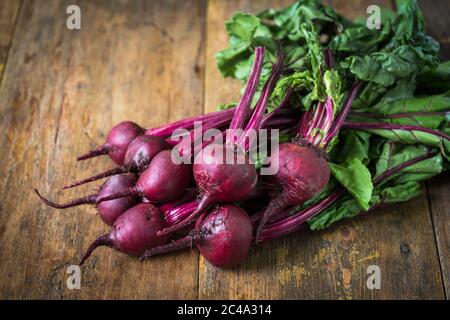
[[62, 166, 126, 189], [140, 232, 200, 261], [34, 189, 97, 209], [96, 186, 142, 204], [79, 234, 112, 265], [77, 145, 109, 161]]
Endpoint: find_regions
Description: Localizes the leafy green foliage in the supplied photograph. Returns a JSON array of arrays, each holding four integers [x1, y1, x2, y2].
[[329, 158, 373, 210], [215, 0, 450, 232], [374, 143, 443, 184]]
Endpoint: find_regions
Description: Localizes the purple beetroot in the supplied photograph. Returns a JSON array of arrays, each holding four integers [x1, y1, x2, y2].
[[78, 121, 144, 165], [255, 141, 330, 240], [192, 143, 258, 214], [142, 204, 253, 268], [96, 149, 192, 204], [254, 53, 362, 241], [79, 203, 168, 264]]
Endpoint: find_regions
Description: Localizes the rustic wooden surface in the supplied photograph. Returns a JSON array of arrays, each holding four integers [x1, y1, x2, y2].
[[420, 0, 450, 298], [0, 0, 448, 299], [0, 0, 20, 79]]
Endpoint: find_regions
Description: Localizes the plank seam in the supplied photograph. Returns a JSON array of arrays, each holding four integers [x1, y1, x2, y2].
[[425, 182, 448, 299]]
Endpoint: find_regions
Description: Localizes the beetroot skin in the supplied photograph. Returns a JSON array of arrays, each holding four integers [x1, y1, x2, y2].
[[256, 142, 330, 240], [269, 142, 329, 202], [156, 143, 258, 236], [196, 204, 253, 268], [138, 149, 192, 202], [96, 174, 138, 226], [193, 143, 258, 211], [123, 135, 170, 171], [142, 204, 253, 268], [97, 149, 192, 204], [78, 121, 144, 165], [80, 203, 168, 264]]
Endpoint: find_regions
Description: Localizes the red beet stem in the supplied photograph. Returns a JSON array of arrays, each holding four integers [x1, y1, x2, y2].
[[157, 194, 213, 236], [342, 121, 450, 141], [322, 81, 363, 146], [35, 189, 97, 209], [145, 108, 236, 137], [162, 201, 198, 226], [260, 88, 293, 128], [238, 49, 284, 150], [227, 47, 265, 144], [348, 111, 448, 119], [372, 151, 438, 186]]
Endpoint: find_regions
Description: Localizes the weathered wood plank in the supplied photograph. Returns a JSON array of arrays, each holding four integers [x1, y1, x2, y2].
[[0, 0, 21, 79], [419, 0, 450, 299], [0, 0, 205, 299], [200, 0, 444, 299], [426, 173, 450, 298]]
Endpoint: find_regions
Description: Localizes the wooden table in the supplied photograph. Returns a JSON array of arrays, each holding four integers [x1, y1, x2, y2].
[[0, 0, 448, 299]]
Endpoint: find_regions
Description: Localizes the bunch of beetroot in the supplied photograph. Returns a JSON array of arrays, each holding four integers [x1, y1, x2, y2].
[[36, 47, 288, 268], [36, 0, 450, 268]]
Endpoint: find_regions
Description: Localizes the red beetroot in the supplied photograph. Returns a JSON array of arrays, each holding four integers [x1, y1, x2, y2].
[[64, 135, 170, 189], [193, 144, 258, 211], [255, 141, 330, 241], [157, 143, 257, 236], [35, 174, 138, 226], [142, 204, 253, 268], [78, 121, 144, 165], [96, 150, 192, 204], [79, 203, 168, 264], [254, 54, 362, 241]]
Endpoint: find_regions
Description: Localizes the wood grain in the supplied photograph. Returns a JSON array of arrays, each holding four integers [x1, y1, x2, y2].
[[419, 0, 450, 299], [199, 0, 444, 299], [0, 0, 447, 300], [0, 0, 205, 299], [0, 0, 21, 79]]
